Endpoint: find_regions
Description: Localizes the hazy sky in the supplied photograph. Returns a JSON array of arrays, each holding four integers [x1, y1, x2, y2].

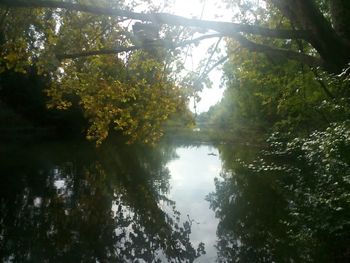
[[171, 0, 231, 113]]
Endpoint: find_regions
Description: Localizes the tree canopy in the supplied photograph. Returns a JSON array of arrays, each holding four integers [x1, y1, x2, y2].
[[1, 0, 349, 72], [0, 0, 192, 144], [0, 0, 349, 143]]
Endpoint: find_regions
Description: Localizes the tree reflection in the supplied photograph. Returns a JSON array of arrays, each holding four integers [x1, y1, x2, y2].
[[208, 132, 350, 263], [0, 140, 205, 262]]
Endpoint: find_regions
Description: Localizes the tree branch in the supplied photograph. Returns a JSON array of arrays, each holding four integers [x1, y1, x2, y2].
[[231, 32, 324, 68], [194, 38, 225, 86], [56, 34, 222, 60], [311, 69, 335, 99], [0, 0, 310, 40], [56, 47, 137, 60], [271, 0, 350, 72], [196, 55, 229, 85], [199, 37, 223, 78], [203, 56, 229, 77]]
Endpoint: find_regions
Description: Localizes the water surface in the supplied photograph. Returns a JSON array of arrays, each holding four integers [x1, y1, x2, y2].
[[1, 140, 349, 262], [0, 141, 221, 262], [166, 146, 221, 262]]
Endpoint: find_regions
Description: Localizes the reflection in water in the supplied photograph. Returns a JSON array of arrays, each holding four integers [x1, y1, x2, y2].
[[166, 146, 221, 262], [0, 141, 205, 262], [2, 138, 348, 262]]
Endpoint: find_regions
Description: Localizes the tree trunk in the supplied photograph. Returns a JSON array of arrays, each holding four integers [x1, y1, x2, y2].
[[272, 0, 350, 72], [329, 0, 350, 42]]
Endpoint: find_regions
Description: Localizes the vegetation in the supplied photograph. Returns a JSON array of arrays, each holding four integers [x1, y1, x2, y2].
[[206, 120, 350, 262], [0, 0, 193, 144], [198, 0, 350, 144], [1, 0, 350, 144], [1, 0, 350, 261], [195, 1, 350, 262]]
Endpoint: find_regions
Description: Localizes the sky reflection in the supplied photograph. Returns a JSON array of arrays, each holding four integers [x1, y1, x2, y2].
[[166, 145, 221, 262]]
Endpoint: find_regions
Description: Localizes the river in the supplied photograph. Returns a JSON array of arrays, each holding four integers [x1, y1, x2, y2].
[[0, 140, 349, 262], [0, 141, 223, 262], [166, 145, 221, 262]]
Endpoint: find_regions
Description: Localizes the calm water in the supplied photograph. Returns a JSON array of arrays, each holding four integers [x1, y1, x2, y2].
[[0, 140, 349, 262], [166, 146, 221, 262], [0, 141, 222, 262]]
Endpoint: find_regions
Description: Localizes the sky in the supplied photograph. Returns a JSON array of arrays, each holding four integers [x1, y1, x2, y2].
[[169, 0, 232, 113], [134, 0, 232, 113]]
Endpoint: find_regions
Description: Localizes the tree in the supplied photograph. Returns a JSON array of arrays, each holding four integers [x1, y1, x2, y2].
[[0, 0, 194, 144], [1, 0, 349, 72], [1, 0, 349, 144]]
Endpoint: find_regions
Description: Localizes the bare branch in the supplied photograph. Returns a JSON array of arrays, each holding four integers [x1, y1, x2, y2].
[[200, 37, 223, 78], [195, 55, 229, 86], [176, 34, 222, 47], [0, 0, 310, 40], [203, 56, 229, 77]]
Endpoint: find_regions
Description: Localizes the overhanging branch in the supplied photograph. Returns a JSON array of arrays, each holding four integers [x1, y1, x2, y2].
[[56, 46, 137, 60], [0, 0, 310, 40], [56, 34, 223, 60]]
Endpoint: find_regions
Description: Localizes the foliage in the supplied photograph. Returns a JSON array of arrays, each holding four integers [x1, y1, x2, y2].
[[202, 3, 350, 258], [207, 121, 350, 262], [205, 62, 350, 261], [2, 0, 350, 144], [0, 0, 190, 144], [200, 0, 350, 142], [47, 53, 186, 144], [203, 26, 350, 142]]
